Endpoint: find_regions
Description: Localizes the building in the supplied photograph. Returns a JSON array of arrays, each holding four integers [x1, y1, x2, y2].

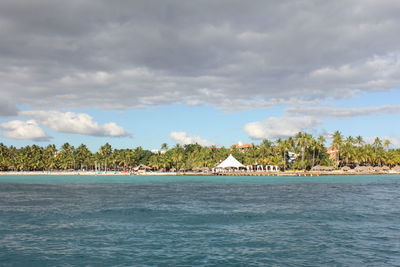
[[215, 154, 245, 171], [287, 152, 298, 163], [327, 147, 339, 162], [230, 141, 253, 150]]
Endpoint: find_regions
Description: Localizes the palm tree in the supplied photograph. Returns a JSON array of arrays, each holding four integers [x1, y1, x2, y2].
[[1, 132, 399, 172], [243, 144, 259, 166], [316, 135, 326, 165], [149, 154, 162, 170], [355, 136, 364, 146], [59, 143, 75, 170], [331, 131, 344, 166], [98, 143, 113, 171], [294, 132, 313, 169], [43, 144, 58, 170], [373, 137, 383, 150], [383, 139, 391, 151], [332, 131, 343, 149], [161, 143, 169, 152], [75, 144, 92, 170], [169, 145, 185, 171], [276, 138, 293, 171], [341, 143, 353, 167], [29, 145, 44, 170], [309, 139, 319, 168]]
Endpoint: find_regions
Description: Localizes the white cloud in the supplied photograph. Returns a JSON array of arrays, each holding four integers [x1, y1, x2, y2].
[[286, 105, 400, 119], [0, 120, 50, 141], [19, 110, 131, 137], [244, 116, 321, 140], [170, 131, 215, 146], [386, 137, 400, 148], [364, 136, 400, 148]]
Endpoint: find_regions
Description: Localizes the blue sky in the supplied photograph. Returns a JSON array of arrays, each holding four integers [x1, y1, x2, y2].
[[1, 88, 399, 152], [1, 1, 400, 152], [0, 104, 284, 151]]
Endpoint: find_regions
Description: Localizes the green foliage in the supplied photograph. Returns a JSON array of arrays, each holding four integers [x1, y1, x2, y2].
[[0, 132, 399, 171]]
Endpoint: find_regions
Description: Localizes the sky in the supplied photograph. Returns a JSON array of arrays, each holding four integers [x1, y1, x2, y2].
[[1, 0, 400, 152]]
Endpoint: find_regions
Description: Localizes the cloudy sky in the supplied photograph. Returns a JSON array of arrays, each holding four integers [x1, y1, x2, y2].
[[1, 0, 400, 150]]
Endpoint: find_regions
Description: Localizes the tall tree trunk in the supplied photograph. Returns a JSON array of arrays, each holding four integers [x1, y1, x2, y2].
[[312, 149, 315, 167]]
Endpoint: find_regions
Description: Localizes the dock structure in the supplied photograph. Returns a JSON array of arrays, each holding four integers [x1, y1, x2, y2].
[[211, 171, 394, 176], [213, 171, 309, 176]]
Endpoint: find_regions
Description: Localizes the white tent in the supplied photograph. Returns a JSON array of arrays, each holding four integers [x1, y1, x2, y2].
[[216, 154, 245, 169]]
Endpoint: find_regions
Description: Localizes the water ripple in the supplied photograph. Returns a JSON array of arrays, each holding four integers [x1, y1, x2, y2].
[[1, 176, 400, 266]]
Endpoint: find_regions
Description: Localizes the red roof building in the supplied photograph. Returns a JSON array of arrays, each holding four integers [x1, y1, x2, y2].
[[327, 147, 339, 161], [230, 142, 253, 150]]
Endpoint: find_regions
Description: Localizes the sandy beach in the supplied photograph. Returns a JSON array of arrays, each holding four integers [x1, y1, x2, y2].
[[1, 170, 400, 176]]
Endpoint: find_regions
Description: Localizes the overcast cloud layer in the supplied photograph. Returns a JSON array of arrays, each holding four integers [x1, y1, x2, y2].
[[0, 99, 19, 117], [286, 104, 400, 118], [1, 0, 400, 112]]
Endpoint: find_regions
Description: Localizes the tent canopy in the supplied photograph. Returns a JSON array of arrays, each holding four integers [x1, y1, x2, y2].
[[216, 154, 245, 169]]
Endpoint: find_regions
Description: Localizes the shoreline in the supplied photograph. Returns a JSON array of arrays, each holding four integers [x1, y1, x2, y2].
[[1, 170, 400, 176]]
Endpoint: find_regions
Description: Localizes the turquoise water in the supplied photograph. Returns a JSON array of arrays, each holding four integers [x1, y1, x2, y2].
[[1, 174, 399, 184], [1, 175, 400, 266]]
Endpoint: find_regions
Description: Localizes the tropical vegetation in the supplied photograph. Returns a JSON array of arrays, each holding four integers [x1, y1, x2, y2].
[[0, 131, 399, 172]]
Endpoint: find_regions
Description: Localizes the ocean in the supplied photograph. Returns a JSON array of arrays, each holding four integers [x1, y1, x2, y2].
[[0, 175, 399, 266]]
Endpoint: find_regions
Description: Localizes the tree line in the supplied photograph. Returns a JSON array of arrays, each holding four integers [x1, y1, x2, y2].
[[0, 131, 399, 172]]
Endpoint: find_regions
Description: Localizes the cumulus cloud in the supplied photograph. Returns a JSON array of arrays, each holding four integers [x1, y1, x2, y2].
[[386, 137, 400, 148], [1, 1, 400, 111], [19, 110, 131, 137], [244, 116, 322, 140], [0, 120, 51, 141], [363, 136, 400, 148], [286, 105, 400, 119], [170, 131, 215, 146]]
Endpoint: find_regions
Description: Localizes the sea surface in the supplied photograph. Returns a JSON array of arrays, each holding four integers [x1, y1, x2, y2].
[[0, 175, 399, 266]]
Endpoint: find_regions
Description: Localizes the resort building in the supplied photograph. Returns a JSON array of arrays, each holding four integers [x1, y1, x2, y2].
[[230, 141, 253, 150], [215, 154, 245, 171], [327, 147, 340, 162], [214, 154, 279, 173], [288, 152, 298, 163]]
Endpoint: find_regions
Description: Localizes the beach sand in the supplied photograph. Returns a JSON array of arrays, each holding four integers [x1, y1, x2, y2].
[[1, 170, 399, 176]]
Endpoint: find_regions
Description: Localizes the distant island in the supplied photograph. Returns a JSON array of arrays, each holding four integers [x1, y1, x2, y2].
[[1, 131, 400, 175]]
